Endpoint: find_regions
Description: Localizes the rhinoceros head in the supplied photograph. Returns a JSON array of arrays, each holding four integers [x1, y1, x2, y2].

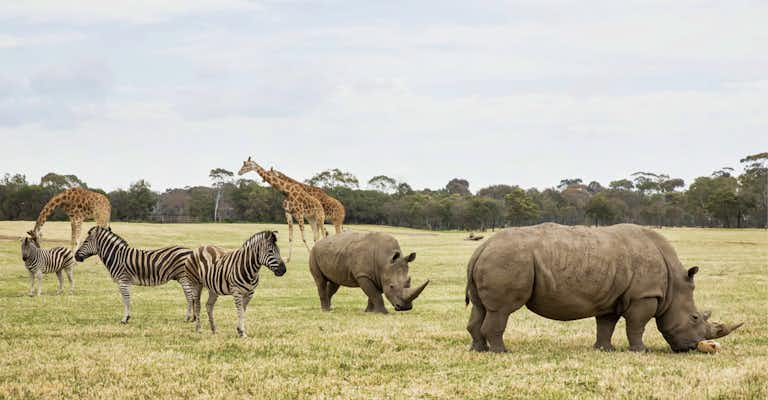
[[656, 266, 743, 352], [381, 251, 429, 312]]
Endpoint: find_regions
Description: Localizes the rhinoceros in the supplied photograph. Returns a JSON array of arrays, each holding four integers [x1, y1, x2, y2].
[[309, 231, 429, 313], [465, 223, 743, 353]]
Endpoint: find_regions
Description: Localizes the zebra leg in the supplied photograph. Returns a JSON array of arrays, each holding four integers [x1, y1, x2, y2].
[[233, 291, 247, 338], [242, 291, 254, 313], [28, 271, 35, 297], [206, 292, 219, 334], [36, 271, 43, 296], [179, 277, 196, 322], [65, 266, 74, 294], [284, 211, 294, 263], [55, 270, 63, 295], [118, 282, 131, 324], [194, 286, 203, 333]]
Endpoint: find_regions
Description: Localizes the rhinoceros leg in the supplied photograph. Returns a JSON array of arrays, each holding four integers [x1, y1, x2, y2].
[[327, 281, 340, 301], [481, 309, 514, 353], [310, 257, 333, 311], [594, 314, 620, 351], [467, 303, 489, 352], [359, 278, 388, 314], [624, 298, 657, 352]]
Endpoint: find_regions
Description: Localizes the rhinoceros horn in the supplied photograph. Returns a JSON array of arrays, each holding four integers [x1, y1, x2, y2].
[[403, 280, 430, 302], [707, 322, 744, 339]]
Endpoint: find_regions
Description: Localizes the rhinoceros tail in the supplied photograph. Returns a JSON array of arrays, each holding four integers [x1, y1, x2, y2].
[[465, 242, 487, 307]]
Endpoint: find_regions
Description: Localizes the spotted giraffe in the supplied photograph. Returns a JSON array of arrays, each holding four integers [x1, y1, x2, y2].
[[238, 157, 326, 262], [28, 187, 111, 250], [269, 168, 345, 235]]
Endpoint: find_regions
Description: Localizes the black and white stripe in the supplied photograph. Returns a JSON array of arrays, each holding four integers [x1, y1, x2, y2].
[[75, 226, 196, 324], [21, 237, 76, 296], [189, 230, 286, 336]]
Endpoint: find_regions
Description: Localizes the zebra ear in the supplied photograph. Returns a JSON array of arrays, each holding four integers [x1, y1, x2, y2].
[[271, 230, 279, 241]]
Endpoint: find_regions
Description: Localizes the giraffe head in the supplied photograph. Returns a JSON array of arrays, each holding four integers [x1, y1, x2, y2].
[[238, 156, 262, 176], [26, 230, 41, 246]]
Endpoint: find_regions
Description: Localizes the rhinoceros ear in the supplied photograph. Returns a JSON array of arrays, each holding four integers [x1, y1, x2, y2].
[[406, 252, 416, 263], [391, 251, 401, 263], [687, 266, 699, 281]]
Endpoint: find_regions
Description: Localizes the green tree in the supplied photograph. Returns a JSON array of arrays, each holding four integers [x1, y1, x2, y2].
[[210, 168, 234, 222], [368, 175, 398, 194], [445, 178, 471, 196], [127, 180, 157, 220], [609, 179, 634, 191], [306, 169, 360, 189], [477, 184, 517, 200], [585, 193, 615, 226], [505, 188, 540, 226]]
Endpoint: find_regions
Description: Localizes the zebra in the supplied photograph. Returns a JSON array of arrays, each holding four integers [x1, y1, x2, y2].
[[74, 226, 197, 324], [20, 235, 76, 296], [189, 230, 286, 337]]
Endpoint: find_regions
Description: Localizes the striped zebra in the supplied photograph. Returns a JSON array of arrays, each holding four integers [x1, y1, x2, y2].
[[189, 230, 286, 337], [21, 236, 76, 296], [74, 226, 196, 324]]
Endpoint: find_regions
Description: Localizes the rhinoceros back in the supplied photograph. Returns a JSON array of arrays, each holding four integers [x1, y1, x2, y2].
[[469, 223, 673, 321], [311, 231, 400, 287]]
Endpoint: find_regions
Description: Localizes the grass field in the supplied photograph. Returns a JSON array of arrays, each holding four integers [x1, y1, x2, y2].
[[0, 221, 766, 399]]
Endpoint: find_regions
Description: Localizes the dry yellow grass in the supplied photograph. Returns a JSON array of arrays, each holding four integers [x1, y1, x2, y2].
[[0, 221, 765, 399]]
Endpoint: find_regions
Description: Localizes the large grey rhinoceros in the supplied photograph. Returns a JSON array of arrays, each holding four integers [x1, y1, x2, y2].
[[309, 231, 429, 313], [465, 223, 743, 353]]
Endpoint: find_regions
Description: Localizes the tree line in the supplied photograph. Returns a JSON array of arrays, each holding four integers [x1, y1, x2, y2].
[[1, 153, 765, 230]]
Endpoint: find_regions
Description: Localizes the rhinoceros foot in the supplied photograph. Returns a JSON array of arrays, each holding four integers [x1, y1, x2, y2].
[[593, 342, 615, 352], [470, 341, 489, 352]]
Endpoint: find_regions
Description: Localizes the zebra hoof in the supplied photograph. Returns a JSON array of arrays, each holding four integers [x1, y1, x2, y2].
[[120, 316, 131, 324]]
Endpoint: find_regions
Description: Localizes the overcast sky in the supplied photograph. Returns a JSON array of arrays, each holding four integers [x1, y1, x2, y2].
[[1, 1, 766, 193]]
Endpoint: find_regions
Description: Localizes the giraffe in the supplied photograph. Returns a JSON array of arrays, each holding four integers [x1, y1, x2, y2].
[[270, 167, 345, 234], [238, 157, 327, 263], [28, 187, 111, 251]]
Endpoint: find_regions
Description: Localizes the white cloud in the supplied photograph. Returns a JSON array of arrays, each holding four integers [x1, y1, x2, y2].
[[0, 0, 260, 23], [0, 33, 84, 48]]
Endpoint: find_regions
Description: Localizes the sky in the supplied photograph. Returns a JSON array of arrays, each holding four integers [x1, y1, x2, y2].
[[0, 0, 766, 193]]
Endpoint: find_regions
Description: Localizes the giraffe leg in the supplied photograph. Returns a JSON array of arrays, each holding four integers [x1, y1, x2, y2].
[[297, 215, 310, 253], [308, 218, 320, 244], [70, 218, 83, 252], [284, 211, 294, 263]]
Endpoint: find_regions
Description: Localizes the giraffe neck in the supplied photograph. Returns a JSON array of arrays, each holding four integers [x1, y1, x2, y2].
[[34, 193, 67, 232]]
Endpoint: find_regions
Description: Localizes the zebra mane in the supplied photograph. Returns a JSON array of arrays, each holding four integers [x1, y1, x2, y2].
[[242, 230, 277, 249], [95, 227, 130, 247]]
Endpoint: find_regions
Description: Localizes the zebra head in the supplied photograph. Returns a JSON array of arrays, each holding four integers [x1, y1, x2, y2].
[[250, 230, 286, 276], [20, 235, 37, 263], [75, 226, 127, 262]]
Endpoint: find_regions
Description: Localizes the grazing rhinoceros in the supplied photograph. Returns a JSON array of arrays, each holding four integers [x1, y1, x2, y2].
[[309, 231, 429, 313], [465, 223, 743, 353]]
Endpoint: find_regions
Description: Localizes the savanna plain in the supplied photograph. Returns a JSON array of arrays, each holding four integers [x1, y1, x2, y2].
[[0, 221, 766, 399]]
